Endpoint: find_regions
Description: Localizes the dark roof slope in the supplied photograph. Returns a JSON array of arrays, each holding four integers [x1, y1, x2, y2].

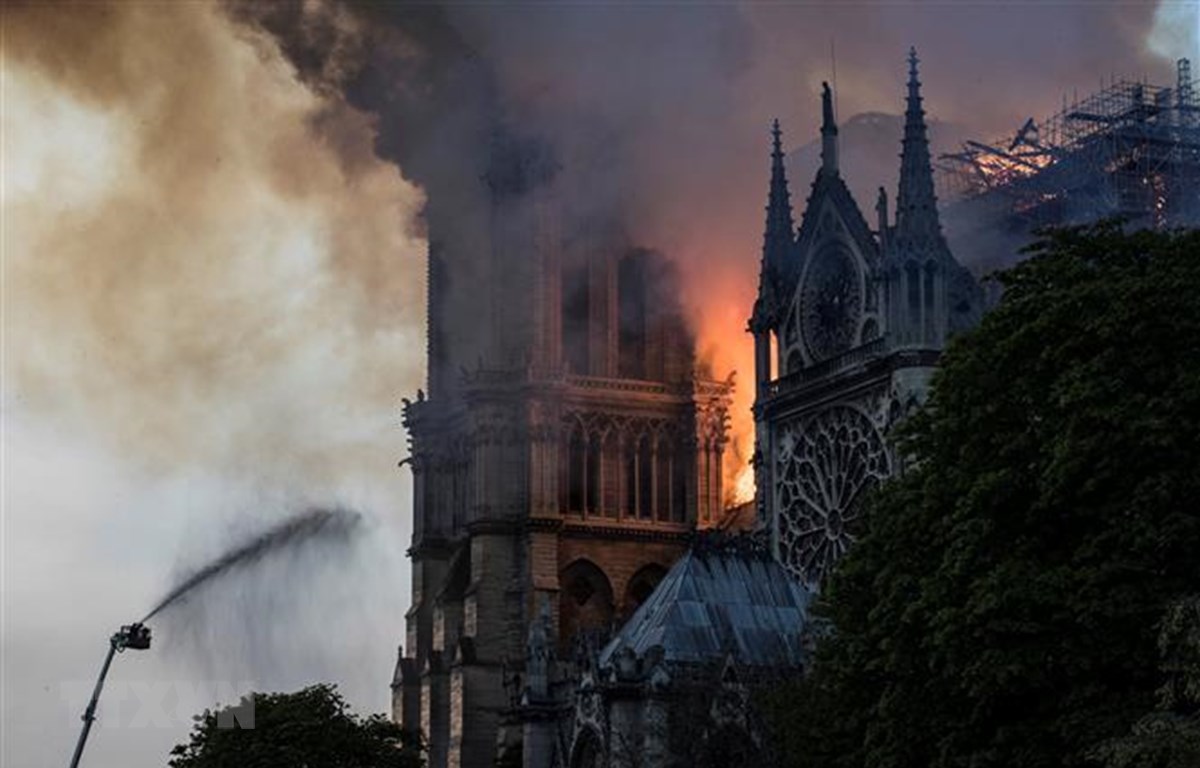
[[599, 542, 813, 669]]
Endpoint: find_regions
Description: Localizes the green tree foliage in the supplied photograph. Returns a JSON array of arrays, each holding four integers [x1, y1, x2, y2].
[[1092, 597, 1200, 768], [768, 225, 1200, 768], [169, 684, 423, 768]]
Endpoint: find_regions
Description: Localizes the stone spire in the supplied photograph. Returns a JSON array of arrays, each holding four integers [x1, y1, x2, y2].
[[762, 119, 795, 276], [820, 82, 839, 174], [753, 120, 794, 332], [894, 48, 941, 246]]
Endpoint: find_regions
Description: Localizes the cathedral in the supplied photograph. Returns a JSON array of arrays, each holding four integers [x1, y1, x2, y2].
[[751, 49, 981, 587], [391, 109, 734, 767], [393, 48, 981, 768]]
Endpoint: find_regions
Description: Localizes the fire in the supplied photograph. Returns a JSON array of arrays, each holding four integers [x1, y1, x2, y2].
[[689, 260, 759, 508], [972, 150, 1053, 188], [731, 463, 757, 506]]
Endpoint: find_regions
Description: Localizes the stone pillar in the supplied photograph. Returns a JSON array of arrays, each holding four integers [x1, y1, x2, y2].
[[520, 599, 560, 768], [423, 652, 450, 768], [450, 660, 506, 768], [392, 647, 422, 736]]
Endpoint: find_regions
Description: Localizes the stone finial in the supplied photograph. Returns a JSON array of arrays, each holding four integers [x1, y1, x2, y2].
[[821, 81, 839, 174]]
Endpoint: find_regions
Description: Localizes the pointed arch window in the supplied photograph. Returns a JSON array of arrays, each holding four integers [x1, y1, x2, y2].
[[563, 265, 591, 374], [637, 438, 653, 520], [566, 426, 586, 514], [601, 431, 619, 518], [586, 433, 602, 515], [672, 445, 688, 523], [624, 435, 638, 519], [655, 434, 672, 521]]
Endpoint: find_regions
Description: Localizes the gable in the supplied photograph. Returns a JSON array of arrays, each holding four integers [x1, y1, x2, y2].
[[775, 172, 882, 371], [792, 172, 879, 292]]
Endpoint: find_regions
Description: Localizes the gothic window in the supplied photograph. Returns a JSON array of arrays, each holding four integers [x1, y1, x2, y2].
[[638, 438, 653, 520], [601, 431, 620, 518], [587, 433, 602, 515], [567, 426, 586, 513], [769, 330, 779, 380], [655, 435, 672, 520], [624, 436, 638, 519], [559, 559, 614, 648], [672, 446, 688, 523], [775, 405, 891, 585], [618, 252, 647, 379], [563, 264, 590, 374]]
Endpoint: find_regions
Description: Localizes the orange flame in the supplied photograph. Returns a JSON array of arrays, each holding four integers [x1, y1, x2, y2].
[[689, 260, 758, 508]]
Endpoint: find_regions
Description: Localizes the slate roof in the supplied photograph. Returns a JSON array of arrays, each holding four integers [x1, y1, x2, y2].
[[598, 542, 813, 670]]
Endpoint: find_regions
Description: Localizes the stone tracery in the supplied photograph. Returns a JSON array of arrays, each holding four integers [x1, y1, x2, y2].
[[560, 412, 700, 524], [775, 404, 890, 584]]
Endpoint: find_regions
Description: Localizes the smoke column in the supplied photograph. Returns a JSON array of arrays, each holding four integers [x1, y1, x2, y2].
[[3, 4, 421, 766], [231, 0, 1173, 499]]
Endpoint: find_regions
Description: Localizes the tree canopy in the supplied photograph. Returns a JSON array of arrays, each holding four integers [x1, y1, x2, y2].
[[169, 683, 423, 768], [767, 224, 1200, 768], [1092, 596, 1200, 768]]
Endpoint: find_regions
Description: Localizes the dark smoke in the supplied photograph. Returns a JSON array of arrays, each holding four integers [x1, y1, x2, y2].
[[141, 508, 361, 622], [226, 2, 1170, 492]]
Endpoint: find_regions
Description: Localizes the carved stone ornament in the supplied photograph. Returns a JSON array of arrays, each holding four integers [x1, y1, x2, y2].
[[775, 404, 890, 584]]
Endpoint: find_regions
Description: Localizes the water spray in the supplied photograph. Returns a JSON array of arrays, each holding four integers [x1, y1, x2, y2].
[[65, 508, 361, 767]]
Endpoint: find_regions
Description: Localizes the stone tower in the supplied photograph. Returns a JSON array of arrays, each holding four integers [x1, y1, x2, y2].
[[392, 134, 732, 768], [750, 50, 981, 588]]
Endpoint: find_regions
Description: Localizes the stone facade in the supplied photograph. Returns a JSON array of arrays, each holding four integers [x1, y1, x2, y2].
[[751, 50, 982, 588], [392, 140, 732, 768]]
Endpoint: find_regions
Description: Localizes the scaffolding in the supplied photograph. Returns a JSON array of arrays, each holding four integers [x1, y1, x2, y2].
[[939, 58, 1200, 232]]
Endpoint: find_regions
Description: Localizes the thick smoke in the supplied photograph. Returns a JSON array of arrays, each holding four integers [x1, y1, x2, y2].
[[4, 3, 423, 766], [230, 0, 1174, 498]]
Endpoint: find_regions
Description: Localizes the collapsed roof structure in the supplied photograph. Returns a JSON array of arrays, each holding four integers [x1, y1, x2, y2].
[[939, 58, 1200, 271]]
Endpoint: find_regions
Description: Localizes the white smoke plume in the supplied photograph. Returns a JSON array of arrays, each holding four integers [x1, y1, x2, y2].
[[3, 3, 424, 766]]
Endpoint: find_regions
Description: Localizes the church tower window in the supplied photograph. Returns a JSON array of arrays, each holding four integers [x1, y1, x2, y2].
[[567, 426, 586, 513], [637, 437, 653, 519], [672, 448, 688, 523], [563, 264, 591, 374], [655, 435, 672, 521], [586, 433, 602, 515], [618, 253, 647, 379]]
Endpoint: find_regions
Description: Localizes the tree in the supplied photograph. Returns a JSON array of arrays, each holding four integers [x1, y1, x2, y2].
[[169, 683, 423, 768], [767, 224, 1200, 768], [1092, 596, 1200, 768]]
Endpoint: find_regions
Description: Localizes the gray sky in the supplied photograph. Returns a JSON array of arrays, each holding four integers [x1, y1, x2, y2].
[[2, 2, 1197, 766]]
